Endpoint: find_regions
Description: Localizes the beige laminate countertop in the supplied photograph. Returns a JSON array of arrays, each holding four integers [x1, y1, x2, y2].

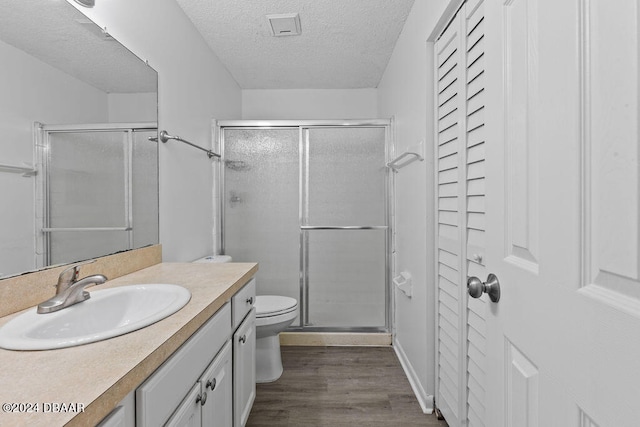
[[0, 262, 258, 427]]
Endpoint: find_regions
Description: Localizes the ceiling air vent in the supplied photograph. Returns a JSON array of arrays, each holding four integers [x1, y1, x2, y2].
[[266, 13, 302, 37]]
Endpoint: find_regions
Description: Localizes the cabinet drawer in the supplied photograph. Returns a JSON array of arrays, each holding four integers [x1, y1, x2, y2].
[[232, 279, 255, 329], [136, 303, 231, 427]]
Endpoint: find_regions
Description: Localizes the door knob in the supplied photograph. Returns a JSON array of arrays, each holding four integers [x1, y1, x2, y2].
[[467, 273, 501, 302], [196, 391, 207, 406]]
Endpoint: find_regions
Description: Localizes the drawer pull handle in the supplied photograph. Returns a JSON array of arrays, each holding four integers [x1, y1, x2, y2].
[[246, 297, 254, 305], [196, 391, 207, 406], [206, 378, 217, 391], [239, 335, 247, 344]]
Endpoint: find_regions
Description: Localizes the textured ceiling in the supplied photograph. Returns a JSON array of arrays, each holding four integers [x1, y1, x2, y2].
[[175, 0, 415, 89], [0, 0, 156, 93]]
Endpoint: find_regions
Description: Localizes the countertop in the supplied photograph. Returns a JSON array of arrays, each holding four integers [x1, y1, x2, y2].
[[0, 262, 258, 427]]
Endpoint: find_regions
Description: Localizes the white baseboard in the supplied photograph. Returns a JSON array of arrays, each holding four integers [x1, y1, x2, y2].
[[393, 338, 434, 414]]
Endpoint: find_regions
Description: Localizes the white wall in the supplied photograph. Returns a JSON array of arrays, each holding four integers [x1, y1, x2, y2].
[[377, 0, 450, 412], [242, 89, 377, 120], [0, 39, 109, 277], [70, 0, 242, 262], [108, 93, 157, 123]]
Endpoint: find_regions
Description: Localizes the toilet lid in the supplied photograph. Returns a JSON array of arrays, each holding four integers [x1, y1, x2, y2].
[[255, 295, 297, 317]]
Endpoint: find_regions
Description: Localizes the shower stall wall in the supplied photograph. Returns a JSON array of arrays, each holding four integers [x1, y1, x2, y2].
[[219, 120, 391, 332]]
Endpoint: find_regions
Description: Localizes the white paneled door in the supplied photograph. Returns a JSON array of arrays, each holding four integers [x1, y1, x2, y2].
[[481, 0, 640, 426]]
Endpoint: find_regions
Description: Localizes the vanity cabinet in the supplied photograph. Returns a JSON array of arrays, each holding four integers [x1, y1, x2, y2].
[[165, 341, 233, 427], [233, 309, 256, 427], [134, 278, 257, 427], [0, 260, 261, 427], [231, 279, 256, 427], [136, 303, 231, 426], [201, 341, 233, 427]]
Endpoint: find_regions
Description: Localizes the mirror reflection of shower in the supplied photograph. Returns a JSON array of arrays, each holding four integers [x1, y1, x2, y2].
[[36, 123, 158, 268]]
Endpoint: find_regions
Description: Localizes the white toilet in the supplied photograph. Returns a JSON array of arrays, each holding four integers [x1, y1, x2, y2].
[[255, 295, 298, 383], [193, 256, 297, 383]]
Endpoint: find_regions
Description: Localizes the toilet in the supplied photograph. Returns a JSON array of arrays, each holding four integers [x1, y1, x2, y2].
[[193, 255, 297, 383], [255, 295, 298, 383]]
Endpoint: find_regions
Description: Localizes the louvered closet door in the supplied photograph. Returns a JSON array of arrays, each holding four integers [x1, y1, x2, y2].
[[435, 1, 486, 426], [463, 2, 486, 427], [435, 10, 465, 427]]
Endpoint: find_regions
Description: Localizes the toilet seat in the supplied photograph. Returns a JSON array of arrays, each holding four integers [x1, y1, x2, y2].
[[255, 295, 297, 318]]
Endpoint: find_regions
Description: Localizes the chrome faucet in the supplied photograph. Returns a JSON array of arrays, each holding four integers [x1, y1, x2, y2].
[[37, 260, 107, 314]]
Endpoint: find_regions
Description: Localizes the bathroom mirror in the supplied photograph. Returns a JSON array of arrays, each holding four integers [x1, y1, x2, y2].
[[0, 0, 159, 279]]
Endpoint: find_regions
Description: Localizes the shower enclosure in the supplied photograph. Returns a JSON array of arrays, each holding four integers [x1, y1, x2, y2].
[[219, 120, 391, 332], [35, 123, 158, 267]]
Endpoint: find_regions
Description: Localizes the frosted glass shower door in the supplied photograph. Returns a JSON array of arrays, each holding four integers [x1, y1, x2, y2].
[[43, 127, 158, 266], [222, 124, 389, 331], [302, 127, 388, 329], [223, 128, 301, 324], [47, 131, 129, 264]]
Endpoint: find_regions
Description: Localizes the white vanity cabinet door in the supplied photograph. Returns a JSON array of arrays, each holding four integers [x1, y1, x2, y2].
[[233, 308, 256, 427], [201, 341, 233, 427], [165, 383, 203, 427]]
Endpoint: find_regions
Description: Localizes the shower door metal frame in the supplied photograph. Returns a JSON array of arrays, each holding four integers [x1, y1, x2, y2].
[[218, 120, 393, 333], [35, 122, 158, 268]]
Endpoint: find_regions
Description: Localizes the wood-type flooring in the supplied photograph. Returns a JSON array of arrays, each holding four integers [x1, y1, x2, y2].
[[246, 346, 449, 427]]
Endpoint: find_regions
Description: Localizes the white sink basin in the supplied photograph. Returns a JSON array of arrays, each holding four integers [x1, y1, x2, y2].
[[0, 284, 191, 350]]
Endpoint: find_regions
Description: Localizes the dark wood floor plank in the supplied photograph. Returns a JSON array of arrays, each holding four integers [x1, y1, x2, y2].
[[247, 346, 449, 427]]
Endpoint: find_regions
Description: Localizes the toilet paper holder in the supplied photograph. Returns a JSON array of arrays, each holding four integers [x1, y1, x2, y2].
[[393, 272, 412, 298]]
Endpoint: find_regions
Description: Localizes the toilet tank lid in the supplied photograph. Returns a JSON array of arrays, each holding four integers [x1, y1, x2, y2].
[[193, 255, 232, 263], [255, 295, 298, 316]]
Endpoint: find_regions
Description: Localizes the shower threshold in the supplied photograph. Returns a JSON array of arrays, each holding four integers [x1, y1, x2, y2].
[[280, 332, 392, 347]]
